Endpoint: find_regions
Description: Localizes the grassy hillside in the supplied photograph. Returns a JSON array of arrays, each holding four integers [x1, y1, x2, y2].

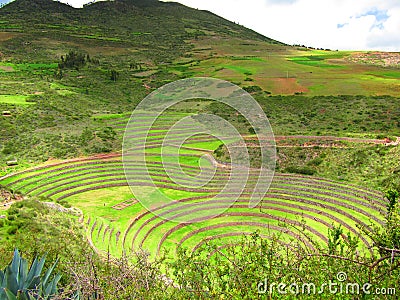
[[0, 0, 399, 170], [0, 0, 287, 167], [0, 0, 277, 62]]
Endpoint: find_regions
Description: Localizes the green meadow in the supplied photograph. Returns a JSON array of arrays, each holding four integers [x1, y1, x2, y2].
[[0, 94, 35, 105]]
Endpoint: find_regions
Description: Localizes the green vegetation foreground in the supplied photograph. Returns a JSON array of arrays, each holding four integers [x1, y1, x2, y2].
[[0, 192, 399, 299]]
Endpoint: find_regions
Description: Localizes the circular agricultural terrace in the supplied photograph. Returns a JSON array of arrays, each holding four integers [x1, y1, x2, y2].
[[0, 113, 388, 258]]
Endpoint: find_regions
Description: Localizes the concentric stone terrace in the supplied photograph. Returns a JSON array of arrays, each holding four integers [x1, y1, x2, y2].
[[0, 113, 387, 257]]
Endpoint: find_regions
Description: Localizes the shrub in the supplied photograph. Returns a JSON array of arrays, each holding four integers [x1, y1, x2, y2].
[[97, 127, 116, 142], [214, 144, 225, 158], [307, 157, 323, 166], [58, 200, 71, 208], [243, 85, 262, 93], [110, 69, 119, 81], [7, 226, 18, 235], [59, 50, 86, 69], [284, 165, 316, 175], [248, 127, 256, 134], [7, 215, 16, 221], [7, 207, 19, 216]]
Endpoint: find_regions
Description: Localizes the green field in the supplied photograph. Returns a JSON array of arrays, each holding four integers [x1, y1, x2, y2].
[[0, 94, 35, 105]]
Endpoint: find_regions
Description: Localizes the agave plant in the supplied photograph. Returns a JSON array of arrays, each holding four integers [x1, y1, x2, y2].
[[0, 249, 61, 300]]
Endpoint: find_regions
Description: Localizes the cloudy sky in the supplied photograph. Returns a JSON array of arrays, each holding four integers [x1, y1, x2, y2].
[[1, 0, 399, 51]]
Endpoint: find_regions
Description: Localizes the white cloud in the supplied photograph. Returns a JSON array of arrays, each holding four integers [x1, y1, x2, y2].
[[56, 0, 91, 7], [162, 0, 400, 51], [366, 7, 400, 51]]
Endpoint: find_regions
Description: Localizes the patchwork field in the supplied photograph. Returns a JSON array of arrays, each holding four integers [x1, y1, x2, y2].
[[176, 38, 400, 96]]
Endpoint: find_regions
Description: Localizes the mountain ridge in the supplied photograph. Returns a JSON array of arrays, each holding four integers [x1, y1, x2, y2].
[[0, 0, 282, 45], [0, 0, 284, 64]]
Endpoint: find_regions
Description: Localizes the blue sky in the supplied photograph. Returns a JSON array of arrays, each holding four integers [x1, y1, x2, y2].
[[1, 0, 399, 51]]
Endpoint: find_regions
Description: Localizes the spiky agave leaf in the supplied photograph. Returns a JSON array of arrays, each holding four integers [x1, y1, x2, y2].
[[17, 258, 28, 292], [5, 267, 18, 296], [3, 288, 17, 300], [0, 250, 61, 300], [43, 274, 61, 298], [41, 258, 58, 288], [25, 255, 46, 290], [0, 269, 5, 286], [10, 250, 20, 278]]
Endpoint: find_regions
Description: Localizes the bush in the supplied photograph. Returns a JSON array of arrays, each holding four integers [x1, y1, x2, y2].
[[307, 157, 323, 166], [7, 226, 18, 235], [7, 207, 19, 216], [214, 144, 225, 158], [248, 127, 256, 134], [243, 85, 262, 93], [284, 165, 316, 175], [7, 215, 16, 221], [2, 144, 16, 155], [59, 50, 86, 69], [110, 69, 119, 81], [97, 127, 116, 142], [58, 200, 71, 208]]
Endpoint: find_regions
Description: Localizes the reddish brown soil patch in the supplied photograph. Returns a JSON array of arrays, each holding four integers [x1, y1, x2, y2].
[[0, 65, 14, 72], [112, 199, 138, 210], [269, 78, 309, 94], [0, 32, 17, 41]]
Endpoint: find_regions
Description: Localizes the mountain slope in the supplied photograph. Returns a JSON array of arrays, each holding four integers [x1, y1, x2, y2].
[[0, 0, 283, 63], [1, 0, 75, 13]]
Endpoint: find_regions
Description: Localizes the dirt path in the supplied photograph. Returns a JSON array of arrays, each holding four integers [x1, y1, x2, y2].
[[244, 135, 400, 147]]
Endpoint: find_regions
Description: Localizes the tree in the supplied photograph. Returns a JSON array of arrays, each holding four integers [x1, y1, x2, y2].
[[386, 189, 399, 215], [328, 224, 343, 255], [59, 51, 86, 70], [110, 70, 118, 82], [54, 68, 63, 80]]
